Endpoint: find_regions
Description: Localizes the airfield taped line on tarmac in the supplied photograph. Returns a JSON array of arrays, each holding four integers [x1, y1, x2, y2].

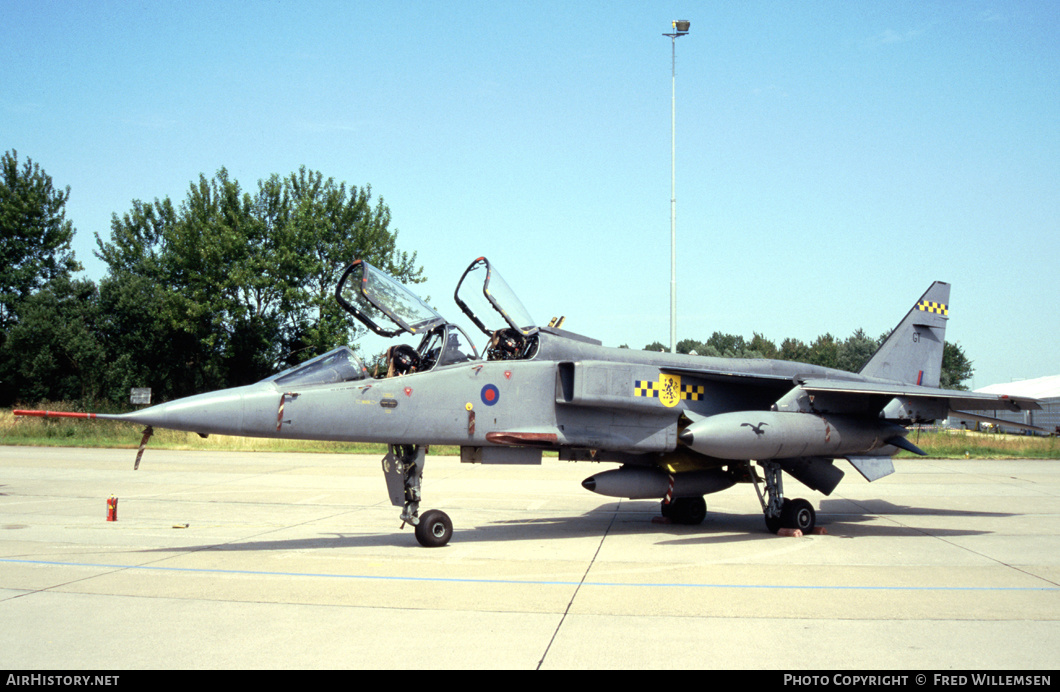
[[3, 558, 1056, 592]]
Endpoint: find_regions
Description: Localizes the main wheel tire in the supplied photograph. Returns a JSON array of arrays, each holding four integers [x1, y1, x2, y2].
[[781, 498, 816, 533], [415, 509, 453, 547], [668, 497, 707, 525]]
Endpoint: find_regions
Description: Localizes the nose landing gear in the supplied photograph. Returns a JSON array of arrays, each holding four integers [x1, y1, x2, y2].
[[382, 444, 453, 547], [415, 509, 453, 548]]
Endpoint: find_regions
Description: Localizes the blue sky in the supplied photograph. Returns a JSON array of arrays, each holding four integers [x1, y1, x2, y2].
[[4, 0, 1058, 388]]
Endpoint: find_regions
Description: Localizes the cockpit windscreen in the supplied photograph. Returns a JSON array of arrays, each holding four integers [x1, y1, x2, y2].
[[266, 347, 368, 387]]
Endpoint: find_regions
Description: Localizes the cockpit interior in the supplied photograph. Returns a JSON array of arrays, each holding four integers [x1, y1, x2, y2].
[[332, 259, 499, 378]]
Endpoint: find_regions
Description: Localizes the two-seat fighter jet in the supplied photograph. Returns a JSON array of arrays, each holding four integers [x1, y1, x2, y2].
[[16, 257, 1042, 547]]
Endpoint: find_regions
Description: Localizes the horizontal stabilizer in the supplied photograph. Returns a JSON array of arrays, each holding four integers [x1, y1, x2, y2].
[[798, 379, 1041, 411], [791, 379, 1042, 424], [948, 410, 1047, 433]]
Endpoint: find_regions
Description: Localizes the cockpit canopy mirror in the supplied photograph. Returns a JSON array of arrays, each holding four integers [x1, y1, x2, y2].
[[454, 257, 538, 337], [335, 259, 445, 337]]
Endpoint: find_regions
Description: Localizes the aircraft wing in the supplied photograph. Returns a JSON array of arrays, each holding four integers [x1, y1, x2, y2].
[[664, 364, 1037, 403], [661, 366, 1042, 430]]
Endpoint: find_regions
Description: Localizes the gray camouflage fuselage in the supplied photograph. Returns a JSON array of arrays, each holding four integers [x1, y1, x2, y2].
[[17, 261, 1041, 542]]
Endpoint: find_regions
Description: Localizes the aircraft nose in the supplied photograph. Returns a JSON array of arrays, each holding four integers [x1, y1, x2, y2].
[[113, 385, 250, 436]]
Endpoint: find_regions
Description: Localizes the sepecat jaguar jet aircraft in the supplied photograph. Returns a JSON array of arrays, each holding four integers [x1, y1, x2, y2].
[[16, 257, 1042, 547]]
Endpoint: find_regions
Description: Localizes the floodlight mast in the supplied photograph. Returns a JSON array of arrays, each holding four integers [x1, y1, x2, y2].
[[663, 20, 690, 354]]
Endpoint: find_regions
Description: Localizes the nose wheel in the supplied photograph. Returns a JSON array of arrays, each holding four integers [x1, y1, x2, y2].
[[383, 444, 454, 547], [415, 509, 453, 547]]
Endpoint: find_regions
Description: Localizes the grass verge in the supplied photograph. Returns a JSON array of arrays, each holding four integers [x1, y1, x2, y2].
[[898, 428, 1059, 459]]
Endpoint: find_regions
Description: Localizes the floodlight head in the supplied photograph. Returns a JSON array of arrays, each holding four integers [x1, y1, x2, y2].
[[674, 20, 690, 33]]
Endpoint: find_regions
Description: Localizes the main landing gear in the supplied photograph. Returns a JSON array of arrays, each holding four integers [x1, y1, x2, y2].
[[656, 465, 816, 534], [660, 496, 707, 525], [383, 444, 453, 547], [752, 461, 817, 534]]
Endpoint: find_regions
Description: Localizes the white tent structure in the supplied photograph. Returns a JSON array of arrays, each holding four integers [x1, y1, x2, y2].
[[973, 375, 1060, 434]]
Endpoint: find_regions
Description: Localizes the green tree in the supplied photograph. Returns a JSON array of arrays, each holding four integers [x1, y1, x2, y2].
[[4, 277, 105, 402], [254, 167, 422, 367], [0, 151, 83, 404], [778, 337, 810, 363], [676, 338, 707, 355], [836, 328, 880, 373], [940, 341, 974, 390], [645, 328, 974, 392], [747, 332, 778, 360], [0, 151, 81, 329], [806, 333, 840, 369], [97, 187, 232, 398], [95, 167, 422, 400], [96, 271, 202, 402], [706, 332, 747, 357]]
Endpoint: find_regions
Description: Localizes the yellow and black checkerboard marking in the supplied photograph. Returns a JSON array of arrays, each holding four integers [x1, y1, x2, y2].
[[916, 300, 948, 316], [634, 374, 705, 408], [633, 381, 661, 398], [680, 383, 705, 400]]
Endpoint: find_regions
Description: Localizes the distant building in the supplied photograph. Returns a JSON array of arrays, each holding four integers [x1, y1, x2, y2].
[[972, 375, 1060, 434]]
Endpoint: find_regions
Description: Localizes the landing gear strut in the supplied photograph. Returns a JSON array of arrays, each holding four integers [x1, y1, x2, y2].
[[751, 461, 816, 534], [383, 444, 452, 547]]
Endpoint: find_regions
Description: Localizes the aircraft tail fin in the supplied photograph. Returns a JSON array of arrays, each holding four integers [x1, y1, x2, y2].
[[859, 282, 950, 387]]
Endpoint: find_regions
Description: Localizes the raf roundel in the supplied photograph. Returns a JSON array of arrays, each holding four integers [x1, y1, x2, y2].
[[480, 384, 500, 406]]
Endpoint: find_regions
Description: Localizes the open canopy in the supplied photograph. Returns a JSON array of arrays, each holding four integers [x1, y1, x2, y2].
[[454, 257, 537, 337], [335, 259, 445, 337]]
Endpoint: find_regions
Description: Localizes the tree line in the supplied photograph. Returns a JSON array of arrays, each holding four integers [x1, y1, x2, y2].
[[1, 149, 974, 408], [0, 150, 421, 406], [640, 329, 973, 390]]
